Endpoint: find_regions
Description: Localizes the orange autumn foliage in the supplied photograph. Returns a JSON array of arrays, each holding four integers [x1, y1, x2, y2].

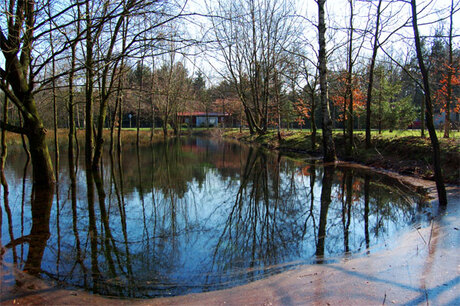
[[330, 72, 366, 122], [434, 64, 460, 114], [331, 88, 366, 122], [293, 98, 312, 127]]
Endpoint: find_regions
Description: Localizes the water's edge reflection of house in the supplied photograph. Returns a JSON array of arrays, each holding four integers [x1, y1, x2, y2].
[[178, 112, 230, 127]]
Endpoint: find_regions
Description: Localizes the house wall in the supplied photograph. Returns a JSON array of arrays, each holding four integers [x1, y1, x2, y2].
[[180, 115, 232, 127], [197, 116, 218, 127]]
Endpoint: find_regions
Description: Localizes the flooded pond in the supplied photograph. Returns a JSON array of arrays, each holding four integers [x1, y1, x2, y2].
[[1, 137, 429, 298]]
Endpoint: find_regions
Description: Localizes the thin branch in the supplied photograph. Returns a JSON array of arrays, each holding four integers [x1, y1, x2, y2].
[[0, 120, 28, 134]]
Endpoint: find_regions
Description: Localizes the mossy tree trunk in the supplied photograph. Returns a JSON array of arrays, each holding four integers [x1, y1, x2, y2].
[[25, 114, 56, 188], [0, 0, 55, 189]]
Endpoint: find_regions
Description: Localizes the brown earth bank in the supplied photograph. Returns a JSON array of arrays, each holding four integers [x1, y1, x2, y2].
[[221, 129, 460, 185], [1, 186, 459, 305]]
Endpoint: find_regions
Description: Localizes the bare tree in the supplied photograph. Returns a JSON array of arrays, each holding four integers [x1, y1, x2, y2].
[[84, 0, 182, 168], [156, 51, 192, 137], [209, 0, 300, 135]]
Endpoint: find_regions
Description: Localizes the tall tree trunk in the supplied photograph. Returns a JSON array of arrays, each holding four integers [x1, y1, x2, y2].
[[421, 88, 425, 137], [25, 115, 56, 188], [110, 77, 123, 155], [85, 1, 94, 173], [76, 104, 81, 129], [244, 107, 256, 135], [346, 0, 354, 157], [411, 0, 447, 207], [444, 0, 453, 138], [137, 58, 143, 147], [84, 5, 98, 280], [68, 18, 84, 273], [49, 22, 62, 272], [365, 0, 382, 148], [240, 104, 243, 133], [1, 92, 9, 188], [151, 96, 155, 141], [318, 0, 336, 162], [68, 33, 77, 180], [275, 70, 282, 141], [49, 23, 61, 263], [343, 95, 347, 137], [150, 58, 156, 142], [378, 70, 383, 134], [163, 112, 168, 138], [93, 12, 127, 170], [310, 92, 317, 150], [19, 113, 30, 263], [117, 89, 124, 155], [49, 25, 59, 184], [0, 94, 15, 265]]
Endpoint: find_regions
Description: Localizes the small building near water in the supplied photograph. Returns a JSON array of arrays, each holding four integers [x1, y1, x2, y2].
[[177, 112, 230, 127]]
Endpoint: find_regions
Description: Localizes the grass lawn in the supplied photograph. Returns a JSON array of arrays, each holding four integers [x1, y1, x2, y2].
[[224, 128, 460, 138], [347, 129, 460, 139]]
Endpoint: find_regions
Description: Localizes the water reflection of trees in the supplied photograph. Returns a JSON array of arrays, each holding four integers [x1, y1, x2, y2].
[[1, 138, 427, 298], [211, 148, 305, 281]]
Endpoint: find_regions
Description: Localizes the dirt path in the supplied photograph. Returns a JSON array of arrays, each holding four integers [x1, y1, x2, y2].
[[1, 191, 459, 305]]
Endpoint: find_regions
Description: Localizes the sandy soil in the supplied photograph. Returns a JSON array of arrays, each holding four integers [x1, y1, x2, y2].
[[1, 186, 459, 305]]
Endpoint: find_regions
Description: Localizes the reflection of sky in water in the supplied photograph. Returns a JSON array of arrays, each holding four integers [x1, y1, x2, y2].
[[1, 138, 427, 298]]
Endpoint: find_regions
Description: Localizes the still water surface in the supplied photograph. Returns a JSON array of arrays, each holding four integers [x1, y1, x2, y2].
[[1, 137, 428, 298]]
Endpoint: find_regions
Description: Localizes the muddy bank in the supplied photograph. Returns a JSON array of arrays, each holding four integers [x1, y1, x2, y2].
[[1, 185, 459, 305]]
